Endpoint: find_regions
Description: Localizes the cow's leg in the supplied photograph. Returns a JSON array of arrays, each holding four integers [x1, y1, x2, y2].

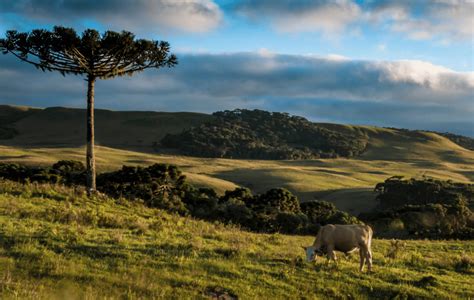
[[366, 248, 373, 272], [327, 245, 337, 268], [359, 248, 366, 272]]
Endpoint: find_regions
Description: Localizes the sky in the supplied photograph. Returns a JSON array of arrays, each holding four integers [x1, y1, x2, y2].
[[0, 0, 473, 136]]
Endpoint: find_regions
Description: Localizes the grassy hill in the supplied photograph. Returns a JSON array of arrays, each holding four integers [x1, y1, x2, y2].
[[0, 181, 472, 299], [0, 105, 473, 214]]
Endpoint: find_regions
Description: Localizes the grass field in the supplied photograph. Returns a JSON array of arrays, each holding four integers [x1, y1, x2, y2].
[[0, 181, 472, 299]]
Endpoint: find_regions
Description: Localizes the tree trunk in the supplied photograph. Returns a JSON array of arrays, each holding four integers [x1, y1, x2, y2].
[[86, 75, 96, 194]]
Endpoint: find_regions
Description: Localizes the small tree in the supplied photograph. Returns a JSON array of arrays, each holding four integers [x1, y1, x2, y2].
[[0, 26, 177, 193]]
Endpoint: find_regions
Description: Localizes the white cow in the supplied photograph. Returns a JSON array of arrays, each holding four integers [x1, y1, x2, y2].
[[303, 224, 373, 272]]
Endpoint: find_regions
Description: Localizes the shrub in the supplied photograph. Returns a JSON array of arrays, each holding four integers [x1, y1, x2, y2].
[[50, 160, 86, 185], [0, 163, 52, 183], [96, 164, 189, 214], [251, 188, 301, 214], [274, 212, 308, 234], [301, 200, 360, 226], [301, 201, 337, 224], [454, 254, 472, 274], [219, 187, 253, 204], [386, 240, 406, 259], [214, 199, 255, 228], [181, 187, 218, 218]]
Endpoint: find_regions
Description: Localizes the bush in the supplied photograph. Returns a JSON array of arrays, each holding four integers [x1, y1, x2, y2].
[[97, 164, 189, 214], [214, 198, 255, 227], [301, 201, 337, 224], [219, 187, 253, 204], [50, 160, 86, 185], [275, 212, 308, 234], [251, 188, 301, 214], [0, 163, 58, 184], [301, 200, 360, 226], [455, 254, 472, 274], [181, 187, 218, 218]]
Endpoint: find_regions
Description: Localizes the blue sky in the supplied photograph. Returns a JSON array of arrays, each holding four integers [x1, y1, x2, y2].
[[0, 0, 473, 135]]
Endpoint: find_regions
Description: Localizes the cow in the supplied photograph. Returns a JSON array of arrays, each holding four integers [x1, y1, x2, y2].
[[302, 224, 373, 272]]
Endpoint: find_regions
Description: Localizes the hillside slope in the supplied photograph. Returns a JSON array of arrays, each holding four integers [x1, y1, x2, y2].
[[0, 181, 472, 299]]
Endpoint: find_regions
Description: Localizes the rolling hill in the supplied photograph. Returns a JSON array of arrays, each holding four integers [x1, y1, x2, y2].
[[0, 105, 473, 214]]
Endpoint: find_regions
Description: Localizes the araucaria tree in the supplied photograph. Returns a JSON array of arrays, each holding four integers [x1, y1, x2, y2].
[[0, 26, 177, 193]]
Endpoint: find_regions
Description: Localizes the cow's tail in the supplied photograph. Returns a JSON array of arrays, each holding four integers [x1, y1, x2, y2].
[[366, 224, 373, 249]]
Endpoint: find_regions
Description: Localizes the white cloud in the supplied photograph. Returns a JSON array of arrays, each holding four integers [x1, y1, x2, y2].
[[325, 54, 350, 61], [373, 59, 474, 91], [0, 0, 223, 33]]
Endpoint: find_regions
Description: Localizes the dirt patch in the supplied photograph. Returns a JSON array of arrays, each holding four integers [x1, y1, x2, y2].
[[204, 286, 238, 300]]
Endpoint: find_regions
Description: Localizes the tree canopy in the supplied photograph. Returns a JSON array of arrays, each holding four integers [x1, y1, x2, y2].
[[0, 26, 177, 78]]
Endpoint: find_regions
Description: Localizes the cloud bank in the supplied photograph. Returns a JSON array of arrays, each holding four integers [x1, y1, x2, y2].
[[0, 0, 223, 33], [0, 52, 472, 136]]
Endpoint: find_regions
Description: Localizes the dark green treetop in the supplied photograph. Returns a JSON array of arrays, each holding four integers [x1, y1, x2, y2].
[[0, 26, 177, 78]]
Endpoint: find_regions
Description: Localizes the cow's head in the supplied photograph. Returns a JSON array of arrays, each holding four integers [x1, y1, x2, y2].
[[302, 246, 326, 262], [302, 246, 317, 262]]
